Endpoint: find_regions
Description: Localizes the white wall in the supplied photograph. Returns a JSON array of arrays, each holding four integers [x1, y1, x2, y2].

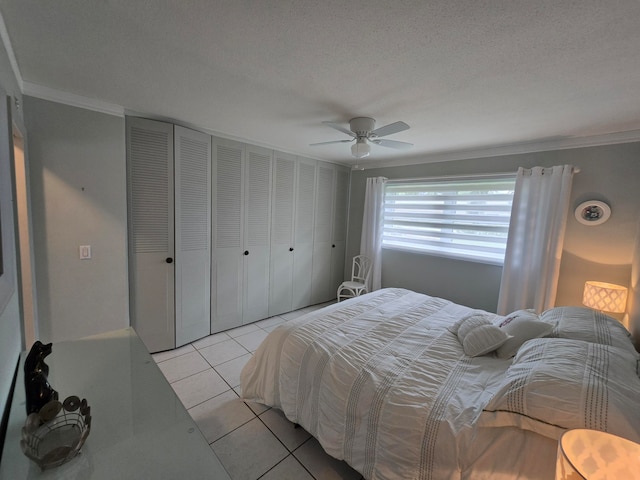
[[0, 25, 24, 428], [347, 142, 640, 316], [23, 97, 129, 343], [0, 105, 20, 431]]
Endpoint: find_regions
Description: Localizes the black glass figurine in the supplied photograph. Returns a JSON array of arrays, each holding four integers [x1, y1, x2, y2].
[[24, 341, 59, 415]]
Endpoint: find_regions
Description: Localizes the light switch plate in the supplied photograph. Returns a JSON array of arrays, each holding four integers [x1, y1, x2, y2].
[[79, 245, 92, 260]]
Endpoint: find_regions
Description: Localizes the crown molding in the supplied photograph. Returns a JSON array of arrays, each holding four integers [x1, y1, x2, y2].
[[22, 82, 124, 117], [0, 9, 23, 91], [360, 129, 640, 169], [0, 12, 123, 117]]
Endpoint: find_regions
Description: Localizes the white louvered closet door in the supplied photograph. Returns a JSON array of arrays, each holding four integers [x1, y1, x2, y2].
[[331, 165, 350, 291], [243, 146, 273, 323], [211, 138, 244, 332], [311, 161, 336, 304], [268, 152, 296, 316], [174, 126, 211, 347], [126, 117, 175, 352], [292, 158, 316, 310]]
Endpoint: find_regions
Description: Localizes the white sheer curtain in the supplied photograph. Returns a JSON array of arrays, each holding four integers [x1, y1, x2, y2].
[[360, 177, 388, 291], [497, 165, 575, 315]]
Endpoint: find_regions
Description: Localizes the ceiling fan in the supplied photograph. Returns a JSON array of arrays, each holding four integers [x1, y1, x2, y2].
[[310, 117, 413, 158]]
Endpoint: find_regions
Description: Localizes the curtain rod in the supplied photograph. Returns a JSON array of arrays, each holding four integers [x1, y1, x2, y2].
[[386, 172, 517, 183], [386, 166, 580, 184]]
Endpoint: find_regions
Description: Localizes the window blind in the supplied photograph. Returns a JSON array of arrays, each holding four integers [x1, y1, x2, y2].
[[382, 175, 516, 264]]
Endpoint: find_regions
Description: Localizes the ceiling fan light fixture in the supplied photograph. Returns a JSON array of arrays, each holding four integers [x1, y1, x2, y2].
[[312, 117, 411, 157], [351, 138, 370, 158]]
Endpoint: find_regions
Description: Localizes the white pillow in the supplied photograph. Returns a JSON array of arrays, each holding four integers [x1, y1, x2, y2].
[[455, 315, 511, 357], [478, 338, 640, 441], [448, 312, 477, 335], [541, 306, 636, 355], [494, 310, 554, 359], [448, 311, 496, 335]]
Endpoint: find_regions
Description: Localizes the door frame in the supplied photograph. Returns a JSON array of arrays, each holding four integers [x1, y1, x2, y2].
[[9, 112, 39, 349]]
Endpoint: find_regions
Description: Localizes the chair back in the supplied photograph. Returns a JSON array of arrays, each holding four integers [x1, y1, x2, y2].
[[351, 255, 372, 286]]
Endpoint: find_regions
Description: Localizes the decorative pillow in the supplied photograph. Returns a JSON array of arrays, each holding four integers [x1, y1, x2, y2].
[[478, 338, 640, 442], [541, 306, 637, 355], [448, 311, 497, 335], [494, 310, 554, 359], [454, 314, 511, 357], [448, 312, 477, 335]]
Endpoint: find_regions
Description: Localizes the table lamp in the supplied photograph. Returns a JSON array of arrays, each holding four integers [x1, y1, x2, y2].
[[582, 281, 628, 313], [557, 429, 640, 479]]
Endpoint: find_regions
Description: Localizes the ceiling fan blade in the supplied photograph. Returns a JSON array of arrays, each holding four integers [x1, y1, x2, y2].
[[372, 138, 413, 150], [309, 139, 354, 146], [371, 121, 410, 138], [322, 121, 356, 137]]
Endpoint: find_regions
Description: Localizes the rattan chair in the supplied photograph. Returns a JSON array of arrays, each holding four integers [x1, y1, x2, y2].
[[337, 255, 372, 302]]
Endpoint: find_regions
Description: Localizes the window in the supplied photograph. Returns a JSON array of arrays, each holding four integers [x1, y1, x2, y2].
[[382, 175, 516, 265]]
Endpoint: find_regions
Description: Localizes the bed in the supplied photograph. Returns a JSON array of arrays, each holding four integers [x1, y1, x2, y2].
[[240, 288, 640, 479]]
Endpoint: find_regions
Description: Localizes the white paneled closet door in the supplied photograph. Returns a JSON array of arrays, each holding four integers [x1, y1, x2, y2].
[[310, 162, 336, 304], [331, 165, 350, 291], [292, 158, 316, 310], [269, 152, 296, 316], [174, 126, 211, 347], [243, 146, 273, 323], [211, 138, 244, 332], [126, 117, 175, 352]]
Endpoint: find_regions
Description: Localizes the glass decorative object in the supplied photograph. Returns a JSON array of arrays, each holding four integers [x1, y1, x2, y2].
[[23, 340, 58, 415], [20, 395, 91, 470]]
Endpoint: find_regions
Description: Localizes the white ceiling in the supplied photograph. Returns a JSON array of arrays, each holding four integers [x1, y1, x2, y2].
[[2, 0, 640, 168]]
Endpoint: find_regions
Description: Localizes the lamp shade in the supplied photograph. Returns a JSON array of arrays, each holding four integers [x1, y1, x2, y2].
[[556, 429, 640, 480], [582, 281, 628, 313], [351, 139, 370, 159]]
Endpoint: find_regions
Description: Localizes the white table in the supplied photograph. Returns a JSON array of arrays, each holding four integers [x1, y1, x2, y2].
[[0, 328, 231, 479]]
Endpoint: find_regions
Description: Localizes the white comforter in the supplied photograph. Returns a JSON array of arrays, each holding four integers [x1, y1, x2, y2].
[[240, 288, 556, 480]]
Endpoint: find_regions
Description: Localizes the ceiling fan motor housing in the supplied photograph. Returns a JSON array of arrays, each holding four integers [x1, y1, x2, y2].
[[349, 117, 376, 137]]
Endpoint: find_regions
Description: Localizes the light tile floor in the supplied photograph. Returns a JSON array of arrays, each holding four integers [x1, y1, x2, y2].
[[153, 302, 364, 480]]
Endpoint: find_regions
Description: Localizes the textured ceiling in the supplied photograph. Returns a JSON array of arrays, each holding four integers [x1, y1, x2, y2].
[[1, 0, 640, 167]]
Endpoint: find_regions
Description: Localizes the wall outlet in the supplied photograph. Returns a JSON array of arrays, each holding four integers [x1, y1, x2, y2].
[[79, 245, 92, 260]]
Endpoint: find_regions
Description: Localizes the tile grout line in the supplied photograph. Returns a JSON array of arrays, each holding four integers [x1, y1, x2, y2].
[[153, 346, 197, 364], [155, 311, 291, 366], [194, 338, 250, 368], [178, 308, 331, 479], [192, 348, 243, 393], [163, 352, 244, 410], [207, 415, 313, 480], [253, 409, 317, 458], [181, 349, 255, 412], [229, 335, 253, 355], [190, 333, 233, 351], [250, 412, 318, 480], [206, 414, 257, 447], [205, 406, 258, 446], [256, 450, 317, 480], [160, 311, 324, 465], [163, 364, 212, 386]]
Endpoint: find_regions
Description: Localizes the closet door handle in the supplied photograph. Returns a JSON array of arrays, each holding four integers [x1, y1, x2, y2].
[[289, 248, 294, 252], [165, 257, 173, 264], [244, 250, 249, 256], [332, 244, 336, 248]]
